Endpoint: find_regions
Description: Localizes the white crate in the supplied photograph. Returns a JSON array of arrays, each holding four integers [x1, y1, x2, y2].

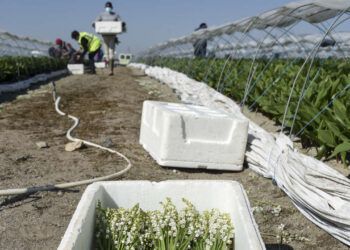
[[58, 181, 265, 250], [94, 62, 106, 68], [140, 101, 249, 171], [95, 21, 122, 34], [67, 64, 84, 75], [118, 53, 132, 66]]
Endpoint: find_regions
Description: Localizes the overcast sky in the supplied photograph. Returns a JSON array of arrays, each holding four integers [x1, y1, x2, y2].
[[0, 0, 305, 53]]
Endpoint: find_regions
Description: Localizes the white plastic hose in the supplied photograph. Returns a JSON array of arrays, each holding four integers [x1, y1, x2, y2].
[[0, 82, 132, 196]]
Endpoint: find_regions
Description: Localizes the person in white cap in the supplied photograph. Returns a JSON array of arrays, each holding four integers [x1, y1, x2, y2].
[[94, 1, 124, 76]]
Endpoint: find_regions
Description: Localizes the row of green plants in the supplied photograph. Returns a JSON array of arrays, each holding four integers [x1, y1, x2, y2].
[[0, 56, 67, 84], [143, 57, 350, 165]]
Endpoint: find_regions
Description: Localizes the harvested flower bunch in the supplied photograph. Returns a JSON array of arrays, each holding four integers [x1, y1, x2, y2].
[[95, 198, 234, 250]]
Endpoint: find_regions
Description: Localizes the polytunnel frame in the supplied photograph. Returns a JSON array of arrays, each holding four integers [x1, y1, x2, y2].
[[2, 32, 25, 56], [239, 23, 305, 107], [241, 28, 301, 99], [281, 9, 350, 137], [12, 35, 49, 72], [209, 3, 350, 141], [214, 33, 290, 95], [1, 33, 33, 80], [197, 32, 254, 85], [212, 6, 315, 96], [246, 17, 350, 115], [211, 22, 262, 92], [289, 12, 350, 137], [202, 35, 237, 84], [291, 13, 350, 139], [240, 3, 348, 110], [0, 31, 55, 84], [193, 31, 261, 85], [0, 32, 50, 56], [139, 1, 350, 143], [214, 33, 263, 92], [142, 3, 328, 104]]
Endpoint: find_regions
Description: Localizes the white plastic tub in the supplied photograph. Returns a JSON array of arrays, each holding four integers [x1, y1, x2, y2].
[[58, 181, 265, 250], [140, 101, 249, 171], [67, 64, 84, 75], [95, 21, 123, 34]]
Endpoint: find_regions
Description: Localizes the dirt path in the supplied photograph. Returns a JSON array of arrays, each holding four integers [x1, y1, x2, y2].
[[0, 67, 348, 250]]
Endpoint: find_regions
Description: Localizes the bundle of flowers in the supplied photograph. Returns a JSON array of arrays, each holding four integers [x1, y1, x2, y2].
[[95, 198, 235, 250]]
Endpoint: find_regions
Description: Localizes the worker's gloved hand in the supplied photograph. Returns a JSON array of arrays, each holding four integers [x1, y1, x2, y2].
[[73, 52, 83, 63], [122, 22, 127, 33], [115, 37, 120, 45]]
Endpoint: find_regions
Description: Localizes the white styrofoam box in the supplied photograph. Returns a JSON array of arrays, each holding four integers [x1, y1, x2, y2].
[[118, 53, 132, 65], [140, 101, 249, 171], [67, 64, 84, 75], [95, 21, 122, 34], [58, 180, 265, 250], [94, 62, 106, 68]]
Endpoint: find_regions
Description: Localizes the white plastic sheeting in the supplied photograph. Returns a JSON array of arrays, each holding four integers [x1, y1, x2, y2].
[[298, 0, 350, 10], [158, 32, 350, 58], [0, 31, 51, 56], [0, 69, 67, 94], [129, 63, 350, 246], [216, 32, 350, 58], [145, 0, 350, 54]]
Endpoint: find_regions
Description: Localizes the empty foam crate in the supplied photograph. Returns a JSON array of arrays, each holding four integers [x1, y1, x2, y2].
[[94, 62, 106, 68], [95, 21, 122, 34], [140, 101, 249, 171], [58, 180, 265, 250], [67, 64, 84, 75], [119, 53, 132, 66]]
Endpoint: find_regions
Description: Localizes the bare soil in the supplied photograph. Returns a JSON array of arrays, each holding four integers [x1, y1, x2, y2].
[[0, 67, 349, 250]]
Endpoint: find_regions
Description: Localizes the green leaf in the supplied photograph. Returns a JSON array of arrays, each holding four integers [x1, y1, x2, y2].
[[330, 141, 350, 158], [325, 120, 349, 141], [333, 100, 350, 125], [317, 130, 336, 147]]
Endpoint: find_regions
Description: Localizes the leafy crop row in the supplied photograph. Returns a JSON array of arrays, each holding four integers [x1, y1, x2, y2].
[[145, 57, 350, 164], [0, 56, 67, 84]]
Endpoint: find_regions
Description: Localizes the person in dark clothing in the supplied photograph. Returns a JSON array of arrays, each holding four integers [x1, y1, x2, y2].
[[71, 30, 102, 73], [320, 37, 336, 47], [193, 23, 208, 58], [48, 46, 61, 59], [55, 38, 76, 60]]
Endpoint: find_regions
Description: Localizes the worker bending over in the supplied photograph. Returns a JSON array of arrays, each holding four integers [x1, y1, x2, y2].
[[71, 31, 102, 74], [94, 1, 122, 76], [55, 38, 76, 61]]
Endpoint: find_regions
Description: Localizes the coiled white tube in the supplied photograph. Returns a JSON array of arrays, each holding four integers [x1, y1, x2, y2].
[[0, 82, 132, 196]]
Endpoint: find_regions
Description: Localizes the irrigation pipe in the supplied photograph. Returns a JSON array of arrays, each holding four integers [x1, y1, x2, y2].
[[0, 82, 132, 196]]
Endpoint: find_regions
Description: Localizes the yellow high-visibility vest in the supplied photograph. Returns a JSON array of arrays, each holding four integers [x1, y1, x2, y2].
[[78, 32, 101, 52]]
